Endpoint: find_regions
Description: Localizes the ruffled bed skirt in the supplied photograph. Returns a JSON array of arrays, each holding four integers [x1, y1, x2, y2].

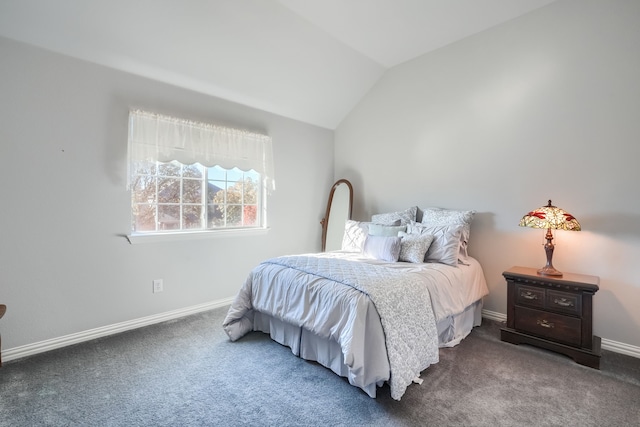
[[252, 299, 483, 398]]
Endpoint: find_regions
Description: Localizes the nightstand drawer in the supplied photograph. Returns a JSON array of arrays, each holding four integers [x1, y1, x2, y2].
[[514, 306, 582, 347], [547, 290, 581, 316], [515, 284, 545, 309]]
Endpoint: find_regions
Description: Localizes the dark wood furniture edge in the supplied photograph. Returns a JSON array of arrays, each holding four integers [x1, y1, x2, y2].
[[501, 327, 601, 369], [503, 266, 599, 292]]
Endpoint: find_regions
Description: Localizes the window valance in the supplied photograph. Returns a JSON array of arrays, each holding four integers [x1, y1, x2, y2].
[[127, 110, 275, 191]]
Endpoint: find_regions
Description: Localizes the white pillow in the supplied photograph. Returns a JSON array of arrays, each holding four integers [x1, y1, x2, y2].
[[407, 222, 464, 266], [341, 220, 369, 252], [398, 232, 434, 264], [363, 235, 401, 262], [420, 208, 475, 259], [371, 206, 417, 225]]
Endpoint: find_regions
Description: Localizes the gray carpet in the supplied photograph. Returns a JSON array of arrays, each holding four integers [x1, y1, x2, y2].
[[1, 306, 639, 427]]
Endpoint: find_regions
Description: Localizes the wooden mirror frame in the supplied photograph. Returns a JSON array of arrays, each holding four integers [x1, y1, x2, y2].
[[320, 179, 353, 251], [0, 304, 5, 367]]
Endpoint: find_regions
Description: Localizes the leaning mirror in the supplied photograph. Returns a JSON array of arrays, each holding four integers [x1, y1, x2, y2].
[[321, 179, 353, 251]]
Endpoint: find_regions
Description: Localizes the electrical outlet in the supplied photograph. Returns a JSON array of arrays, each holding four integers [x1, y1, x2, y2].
[[153, 279, 163, 293]]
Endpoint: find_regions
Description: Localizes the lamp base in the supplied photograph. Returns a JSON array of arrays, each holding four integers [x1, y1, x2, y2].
[[538, 265, 563, 276], [539, 229, 563, 276]]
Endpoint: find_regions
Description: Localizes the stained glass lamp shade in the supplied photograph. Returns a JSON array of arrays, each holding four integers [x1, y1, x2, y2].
[[519, 200, 581, 276]]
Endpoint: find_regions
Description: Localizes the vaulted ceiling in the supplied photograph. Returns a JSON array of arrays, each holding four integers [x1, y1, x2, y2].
[[0, 0, 556, 129]]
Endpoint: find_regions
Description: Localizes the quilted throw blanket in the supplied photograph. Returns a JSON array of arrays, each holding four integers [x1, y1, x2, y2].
[[224, 254, 440, 400]]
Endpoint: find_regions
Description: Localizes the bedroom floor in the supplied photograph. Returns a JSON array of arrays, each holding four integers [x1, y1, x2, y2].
[[1, 306, 639, 427]]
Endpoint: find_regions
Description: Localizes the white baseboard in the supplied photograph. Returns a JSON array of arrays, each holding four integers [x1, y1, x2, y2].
[[481, 309, 640, 359], [3, 302, 638, 363], [599, 338, 640, 359], [2, 298, 234, 363], [481, 309, 506, 323]]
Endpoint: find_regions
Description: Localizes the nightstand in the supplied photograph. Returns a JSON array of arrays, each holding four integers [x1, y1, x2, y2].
[[500, 266, 601, 369]]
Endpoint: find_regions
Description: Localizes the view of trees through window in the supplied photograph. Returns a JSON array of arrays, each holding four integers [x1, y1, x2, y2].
[[131, 160, 261, 233]]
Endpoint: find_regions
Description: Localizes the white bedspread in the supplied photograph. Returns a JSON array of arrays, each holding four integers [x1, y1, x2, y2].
[[223, 252, 488, 400], [307, 252, 489, 323]]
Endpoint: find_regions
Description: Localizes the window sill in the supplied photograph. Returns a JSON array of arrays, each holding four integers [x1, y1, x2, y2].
[[126, 227, 270, 244]]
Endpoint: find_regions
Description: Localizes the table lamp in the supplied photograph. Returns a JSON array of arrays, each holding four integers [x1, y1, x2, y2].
[[519, 200, 581, 276]]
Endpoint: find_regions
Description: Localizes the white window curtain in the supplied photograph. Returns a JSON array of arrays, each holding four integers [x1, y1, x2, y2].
[[127, 110, 275, 191]]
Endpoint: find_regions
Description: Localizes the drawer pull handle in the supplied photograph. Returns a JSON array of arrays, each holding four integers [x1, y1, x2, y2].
[[521, 292, 538, 300], [554, 298, 574, 307], [537, 319, 555, 328]]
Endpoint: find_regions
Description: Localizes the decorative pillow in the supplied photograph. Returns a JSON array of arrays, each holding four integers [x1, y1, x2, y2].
[[420, 208, 475, 259], [363, 235, 402, 262], [407, 222, 464, 266], [398, 232, 434, 263], [341, 220, 369, 252], [371, 206, 418, 226], [368, 223, 407, 237]]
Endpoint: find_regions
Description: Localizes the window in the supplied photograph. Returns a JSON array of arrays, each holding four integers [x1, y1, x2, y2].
[[131, 162, 262, 232], [127, 110, 274, 236]]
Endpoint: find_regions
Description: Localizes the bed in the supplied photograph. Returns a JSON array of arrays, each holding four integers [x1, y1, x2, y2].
[[223, 206, 489, 400]]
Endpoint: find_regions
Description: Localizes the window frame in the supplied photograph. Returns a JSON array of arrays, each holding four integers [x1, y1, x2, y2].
[[130, 161, 265, 236], [126, 226, 270, 244]]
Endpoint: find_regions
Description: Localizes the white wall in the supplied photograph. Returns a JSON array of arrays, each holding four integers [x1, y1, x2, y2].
[[336, 0, 640, 349], [0, 37, 334, 351]]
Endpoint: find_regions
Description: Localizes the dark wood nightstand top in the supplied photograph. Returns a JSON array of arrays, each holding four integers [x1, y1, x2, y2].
[[503, 266, 599, 292]]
